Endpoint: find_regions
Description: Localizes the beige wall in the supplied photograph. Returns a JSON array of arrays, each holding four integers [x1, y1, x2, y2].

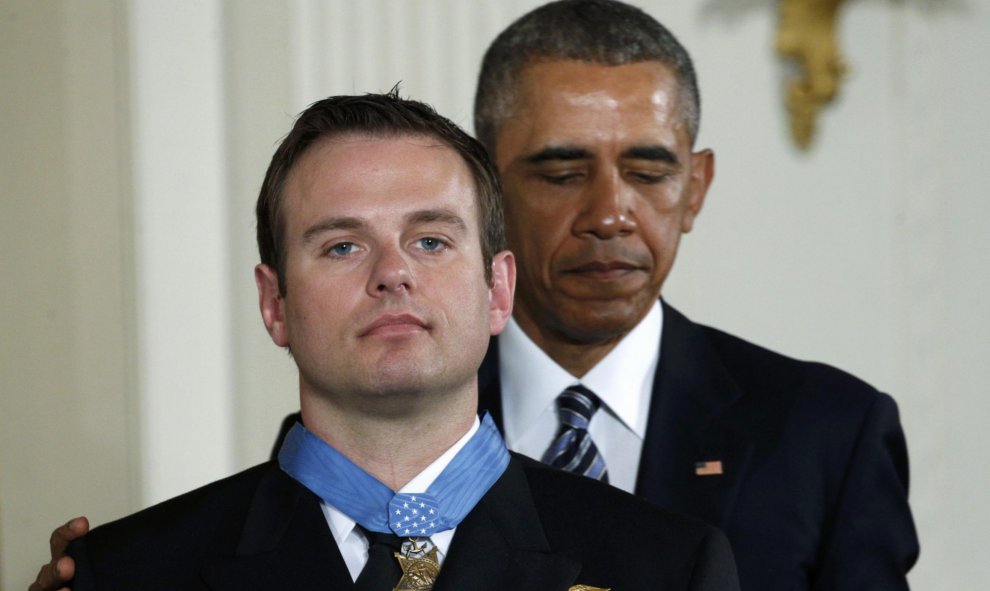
[[2, 1, 989, 588], [0, 1, 138, 586]]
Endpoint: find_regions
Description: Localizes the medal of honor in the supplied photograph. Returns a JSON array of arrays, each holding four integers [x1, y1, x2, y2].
[[279, 417, 509, 591], [393, 539, 441, 590]]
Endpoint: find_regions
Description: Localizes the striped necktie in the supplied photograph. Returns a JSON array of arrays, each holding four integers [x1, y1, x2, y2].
[[541, 384, 609, 483]]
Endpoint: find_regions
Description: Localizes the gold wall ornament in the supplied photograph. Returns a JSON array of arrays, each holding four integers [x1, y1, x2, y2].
[[775, 0, 850, 149]]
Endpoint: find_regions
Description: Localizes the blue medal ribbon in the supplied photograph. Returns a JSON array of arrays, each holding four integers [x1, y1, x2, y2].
[[278, 413, 509, 537]]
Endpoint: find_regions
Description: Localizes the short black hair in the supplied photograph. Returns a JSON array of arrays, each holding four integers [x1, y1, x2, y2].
[[474, 0, 700, 153]]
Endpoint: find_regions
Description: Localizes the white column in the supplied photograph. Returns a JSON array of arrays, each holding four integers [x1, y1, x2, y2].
[[129, 0, 234, 505]]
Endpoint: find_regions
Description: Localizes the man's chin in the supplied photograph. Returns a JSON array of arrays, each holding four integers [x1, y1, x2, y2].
[[369, 355, 460, 394], [353, 372, 472, 420], [550, 301, 649, 345]]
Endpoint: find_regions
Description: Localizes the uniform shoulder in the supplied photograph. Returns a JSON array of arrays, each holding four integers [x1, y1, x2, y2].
[[71, 462, 276, 569]]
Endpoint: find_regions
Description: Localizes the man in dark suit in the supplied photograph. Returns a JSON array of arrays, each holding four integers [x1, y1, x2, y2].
[[61, 92, 738, 590], [33, 1, 917, 590], [467, 2, 918, 589]]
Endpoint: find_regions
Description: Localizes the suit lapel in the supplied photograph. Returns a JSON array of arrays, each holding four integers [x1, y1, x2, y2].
[[634, 302, 753, 529], [200, 465, 353, 590], [488, 305, 753, 528], [434, 457, 580, 591]]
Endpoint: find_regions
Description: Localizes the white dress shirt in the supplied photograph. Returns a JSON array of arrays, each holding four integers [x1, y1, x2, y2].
[[499, 301, 662, 493], [319, 417, 480, 581]]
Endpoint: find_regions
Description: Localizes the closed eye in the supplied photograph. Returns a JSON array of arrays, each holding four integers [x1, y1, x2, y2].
[[628, 171, 671, 184], [539, 172, 584, 185]]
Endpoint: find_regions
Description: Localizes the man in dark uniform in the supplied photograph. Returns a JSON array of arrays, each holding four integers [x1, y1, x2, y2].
[[58, 92, 739, 590]]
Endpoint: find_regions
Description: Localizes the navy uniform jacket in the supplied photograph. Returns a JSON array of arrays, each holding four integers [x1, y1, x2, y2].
[[68, 454, 739, 590]]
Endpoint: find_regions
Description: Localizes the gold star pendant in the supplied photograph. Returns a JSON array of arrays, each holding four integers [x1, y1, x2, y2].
[[393, 543, 440, 590]]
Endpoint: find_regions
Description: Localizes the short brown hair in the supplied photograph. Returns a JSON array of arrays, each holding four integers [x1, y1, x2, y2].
[[257, 89, 505, 294]]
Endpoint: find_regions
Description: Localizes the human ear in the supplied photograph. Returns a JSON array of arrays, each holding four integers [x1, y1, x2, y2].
[[487, 250, 516, 336], [255, 264, 289, 347], [682, 148, 715, 233]]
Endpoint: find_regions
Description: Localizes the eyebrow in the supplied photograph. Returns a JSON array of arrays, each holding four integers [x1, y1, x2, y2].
[[406, 208, 467, 232], [302, 217, 365, 244], [524, 146, 593, 164], [622, 145, 680, 165], [301, 209, 467, 244], [524, 144, 680, 166]]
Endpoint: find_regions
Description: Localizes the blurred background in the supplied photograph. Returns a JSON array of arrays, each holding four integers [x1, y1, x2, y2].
[[2, 0, 987, 588]]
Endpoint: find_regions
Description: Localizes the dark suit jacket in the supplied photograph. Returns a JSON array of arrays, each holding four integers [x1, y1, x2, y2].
[[265, 302, 918, 589], [477, 302, 918, 591], [69, 454, 739, 590]]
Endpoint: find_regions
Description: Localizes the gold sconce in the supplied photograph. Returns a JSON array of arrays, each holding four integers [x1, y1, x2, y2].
[[775, 0, 850, 149]]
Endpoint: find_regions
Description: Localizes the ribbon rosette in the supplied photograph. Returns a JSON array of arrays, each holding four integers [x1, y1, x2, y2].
[[389, 492, 443, 537]]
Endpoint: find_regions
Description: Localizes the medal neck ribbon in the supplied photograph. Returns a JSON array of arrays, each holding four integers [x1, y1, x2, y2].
[[279, 413, 509, 537]]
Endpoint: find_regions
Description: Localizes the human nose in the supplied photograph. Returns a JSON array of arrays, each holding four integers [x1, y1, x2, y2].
[[366, 244, 415, 297], [572, 171, 637, 239]]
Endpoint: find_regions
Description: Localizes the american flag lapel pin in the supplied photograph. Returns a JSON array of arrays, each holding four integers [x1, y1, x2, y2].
[[694, 460, 723, 476]]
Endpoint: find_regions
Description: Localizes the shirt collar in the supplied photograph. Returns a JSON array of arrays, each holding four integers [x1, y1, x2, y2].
[[322, 416, 480, 547], [499, 301, 662, 442]]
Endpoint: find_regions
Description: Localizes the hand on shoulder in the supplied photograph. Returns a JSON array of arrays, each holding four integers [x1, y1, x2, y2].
[[28, 517, 88, 591]]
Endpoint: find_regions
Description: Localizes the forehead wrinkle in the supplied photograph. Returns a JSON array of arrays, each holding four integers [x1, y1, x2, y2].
[[302, 216, 366, 244]]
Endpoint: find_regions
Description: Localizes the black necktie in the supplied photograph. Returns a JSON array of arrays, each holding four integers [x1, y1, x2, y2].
[[354, 527, 404, 591], [541, 384, 609, 483]]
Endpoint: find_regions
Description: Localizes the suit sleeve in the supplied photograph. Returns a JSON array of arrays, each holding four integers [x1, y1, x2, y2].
[[688, 528, 741, 591], [67, 536, 97, 590], [813, 393, 919, 590]]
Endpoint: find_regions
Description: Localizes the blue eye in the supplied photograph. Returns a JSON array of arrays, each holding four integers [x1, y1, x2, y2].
[[417, 237, 445, 251], [329, 242, 355, 256]]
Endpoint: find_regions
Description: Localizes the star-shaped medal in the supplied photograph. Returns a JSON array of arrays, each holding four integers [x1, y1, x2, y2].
[[393, 540, 440, 590]]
